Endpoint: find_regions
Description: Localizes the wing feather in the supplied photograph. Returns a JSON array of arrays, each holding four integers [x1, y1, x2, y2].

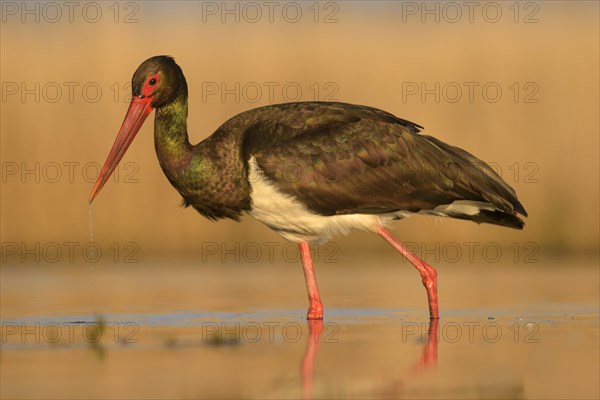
[[236, 102, 526, 225]]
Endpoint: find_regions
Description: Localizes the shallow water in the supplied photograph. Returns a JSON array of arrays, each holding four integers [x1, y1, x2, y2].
[[1, 260, 598, 399]]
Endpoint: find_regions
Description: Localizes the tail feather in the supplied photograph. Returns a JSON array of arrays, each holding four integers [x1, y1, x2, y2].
[[430, 200, 525, 229], [448, 209, 525, 229]]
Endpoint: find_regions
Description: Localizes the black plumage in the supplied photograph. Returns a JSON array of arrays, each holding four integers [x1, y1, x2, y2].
[[228, 102, 526, 228]]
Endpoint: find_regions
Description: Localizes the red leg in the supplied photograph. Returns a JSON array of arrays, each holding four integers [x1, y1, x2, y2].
[[299, 243, 323, 320], [377, 227, 439, 319]]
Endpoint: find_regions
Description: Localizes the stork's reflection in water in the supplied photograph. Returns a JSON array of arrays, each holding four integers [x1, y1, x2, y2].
[[298, 319, 439, 399]]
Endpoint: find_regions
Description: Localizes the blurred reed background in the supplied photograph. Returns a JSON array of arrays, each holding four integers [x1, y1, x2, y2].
[[1, 1, 598, 259]]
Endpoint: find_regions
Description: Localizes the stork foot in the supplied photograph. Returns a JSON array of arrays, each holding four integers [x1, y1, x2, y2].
[[306, 301, 324, 320]]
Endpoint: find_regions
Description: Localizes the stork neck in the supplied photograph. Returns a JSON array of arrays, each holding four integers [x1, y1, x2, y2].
[[154, 91, 193, 167]]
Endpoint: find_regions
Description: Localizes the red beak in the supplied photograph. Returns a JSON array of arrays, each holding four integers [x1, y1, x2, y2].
[[89, 96, 154, 203]]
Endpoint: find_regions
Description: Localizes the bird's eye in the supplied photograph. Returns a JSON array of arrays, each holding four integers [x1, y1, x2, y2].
[[149, 78, 157, 86]]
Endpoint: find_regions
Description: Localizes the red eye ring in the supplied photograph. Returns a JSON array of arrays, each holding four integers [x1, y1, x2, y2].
[[142, 74, 160, 97]]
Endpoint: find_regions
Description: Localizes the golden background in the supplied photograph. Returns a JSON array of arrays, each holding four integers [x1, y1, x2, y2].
[[1, 2, 598, 256]]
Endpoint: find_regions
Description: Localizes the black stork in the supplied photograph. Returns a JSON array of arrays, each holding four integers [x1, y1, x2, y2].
[[90, 56, 527, 320]]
